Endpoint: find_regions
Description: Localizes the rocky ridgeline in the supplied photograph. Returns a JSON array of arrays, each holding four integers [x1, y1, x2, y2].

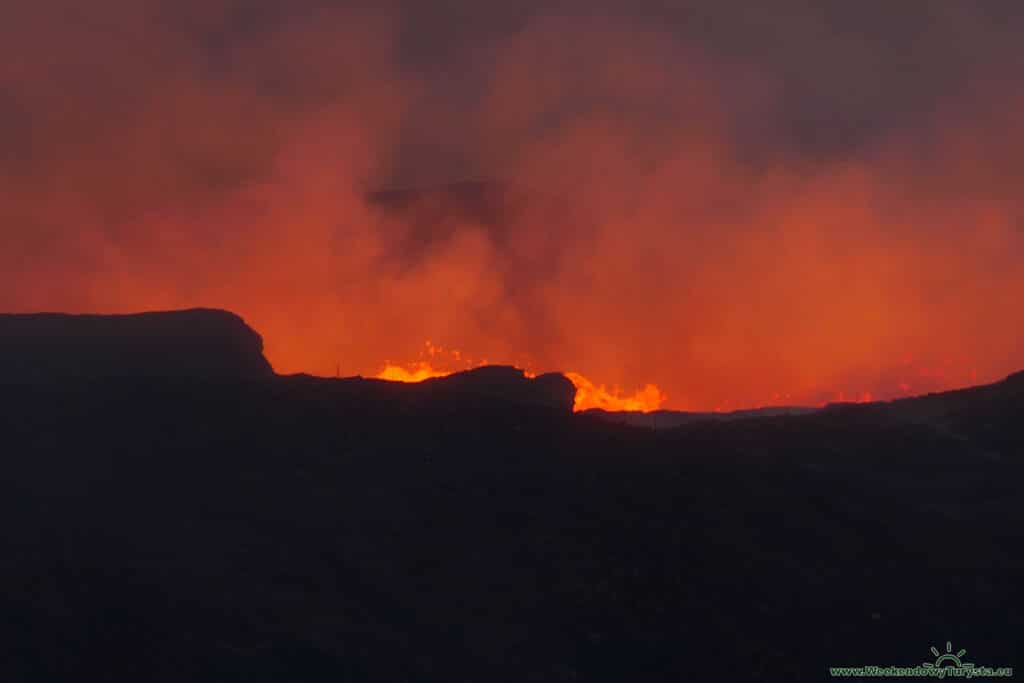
[[0, 309, 578, 413], [0, 309, 274, 382]]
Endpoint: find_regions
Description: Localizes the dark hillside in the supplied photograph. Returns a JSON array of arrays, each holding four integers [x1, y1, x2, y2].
[[0, 309, 273, 382], [1, 311, 1021, 681]]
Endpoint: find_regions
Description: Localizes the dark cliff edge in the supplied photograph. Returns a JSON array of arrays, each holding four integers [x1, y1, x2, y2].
[[0, 307, 577, 415], [0, 309, 274, 382]]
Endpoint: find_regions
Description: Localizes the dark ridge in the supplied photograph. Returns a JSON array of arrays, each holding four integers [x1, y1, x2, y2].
[[0, 308, 274, 383], [1, 309, 1022, 680], [276, 365, 577, 415], [585, 405, 820, 429], [0, 307, 576, 413], [420, 365, 576, 413]]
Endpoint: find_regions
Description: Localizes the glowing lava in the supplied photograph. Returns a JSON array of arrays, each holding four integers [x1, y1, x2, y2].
[[371, 344, 992, 413], [373, 345, 666, 413], [376, 361, 452, 383], [563, 372, 666, 412]]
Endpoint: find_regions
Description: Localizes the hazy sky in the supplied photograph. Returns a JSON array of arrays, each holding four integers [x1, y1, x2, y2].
[[3, 0, 1023, 408], [5, 1, 1023, 184]]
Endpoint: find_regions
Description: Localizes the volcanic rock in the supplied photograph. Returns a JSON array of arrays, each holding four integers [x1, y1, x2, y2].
[[423, 365, 577, 414], [0, 308, 274, 383]]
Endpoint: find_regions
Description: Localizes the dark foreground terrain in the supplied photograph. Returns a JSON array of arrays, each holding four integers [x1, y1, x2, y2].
[[2, 310, 1022, 681]]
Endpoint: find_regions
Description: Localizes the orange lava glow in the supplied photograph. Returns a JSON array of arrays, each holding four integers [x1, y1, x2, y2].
[[373, 348, 666, 413], [4, 9, 1023, 413], [563, 372, 665, 412], [376, 362, 452, 383]]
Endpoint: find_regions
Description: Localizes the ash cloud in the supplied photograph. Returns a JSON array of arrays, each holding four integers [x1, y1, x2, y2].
[[3, 0, 1024, 408]]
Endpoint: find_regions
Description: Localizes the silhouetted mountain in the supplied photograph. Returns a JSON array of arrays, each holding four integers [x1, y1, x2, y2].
[[0, 309, 273, 383], [419, 365, 576, 413], [1, 310, 1022, 682]]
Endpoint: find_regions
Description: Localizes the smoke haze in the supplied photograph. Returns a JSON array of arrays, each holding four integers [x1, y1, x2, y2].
[[3, 0, 1023, 408]]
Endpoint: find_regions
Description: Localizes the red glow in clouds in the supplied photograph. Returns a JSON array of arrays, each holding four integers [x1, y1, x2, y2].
[[3, 9, 1023, 411]]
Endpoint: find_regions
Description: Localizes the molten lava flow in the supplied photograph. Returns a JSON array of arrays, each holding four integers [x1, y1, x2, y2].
[[373, 346, 666, 413], [564, 372, 665, 412], [371, 347, 986, 413], [375, 362, 451, 383]]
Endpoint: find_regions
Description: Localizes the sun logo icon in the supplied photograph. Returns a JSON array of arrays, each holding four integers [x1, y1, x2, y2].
[[922, 641, 974, 670]]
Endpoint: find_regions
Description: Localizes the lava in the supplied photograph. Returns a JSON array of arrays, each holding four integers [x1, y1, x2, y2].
[[563, 372, 666, 413], [373, 347, 667, 413], [372, 345, 990, 413], [376, 362, 452, 383]]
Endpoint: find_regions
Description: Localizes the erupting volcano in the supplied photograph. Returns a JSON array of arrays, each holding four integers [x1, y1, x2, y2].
[[6, 1, 1024, 679], [4, 2, 1024, 414]]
